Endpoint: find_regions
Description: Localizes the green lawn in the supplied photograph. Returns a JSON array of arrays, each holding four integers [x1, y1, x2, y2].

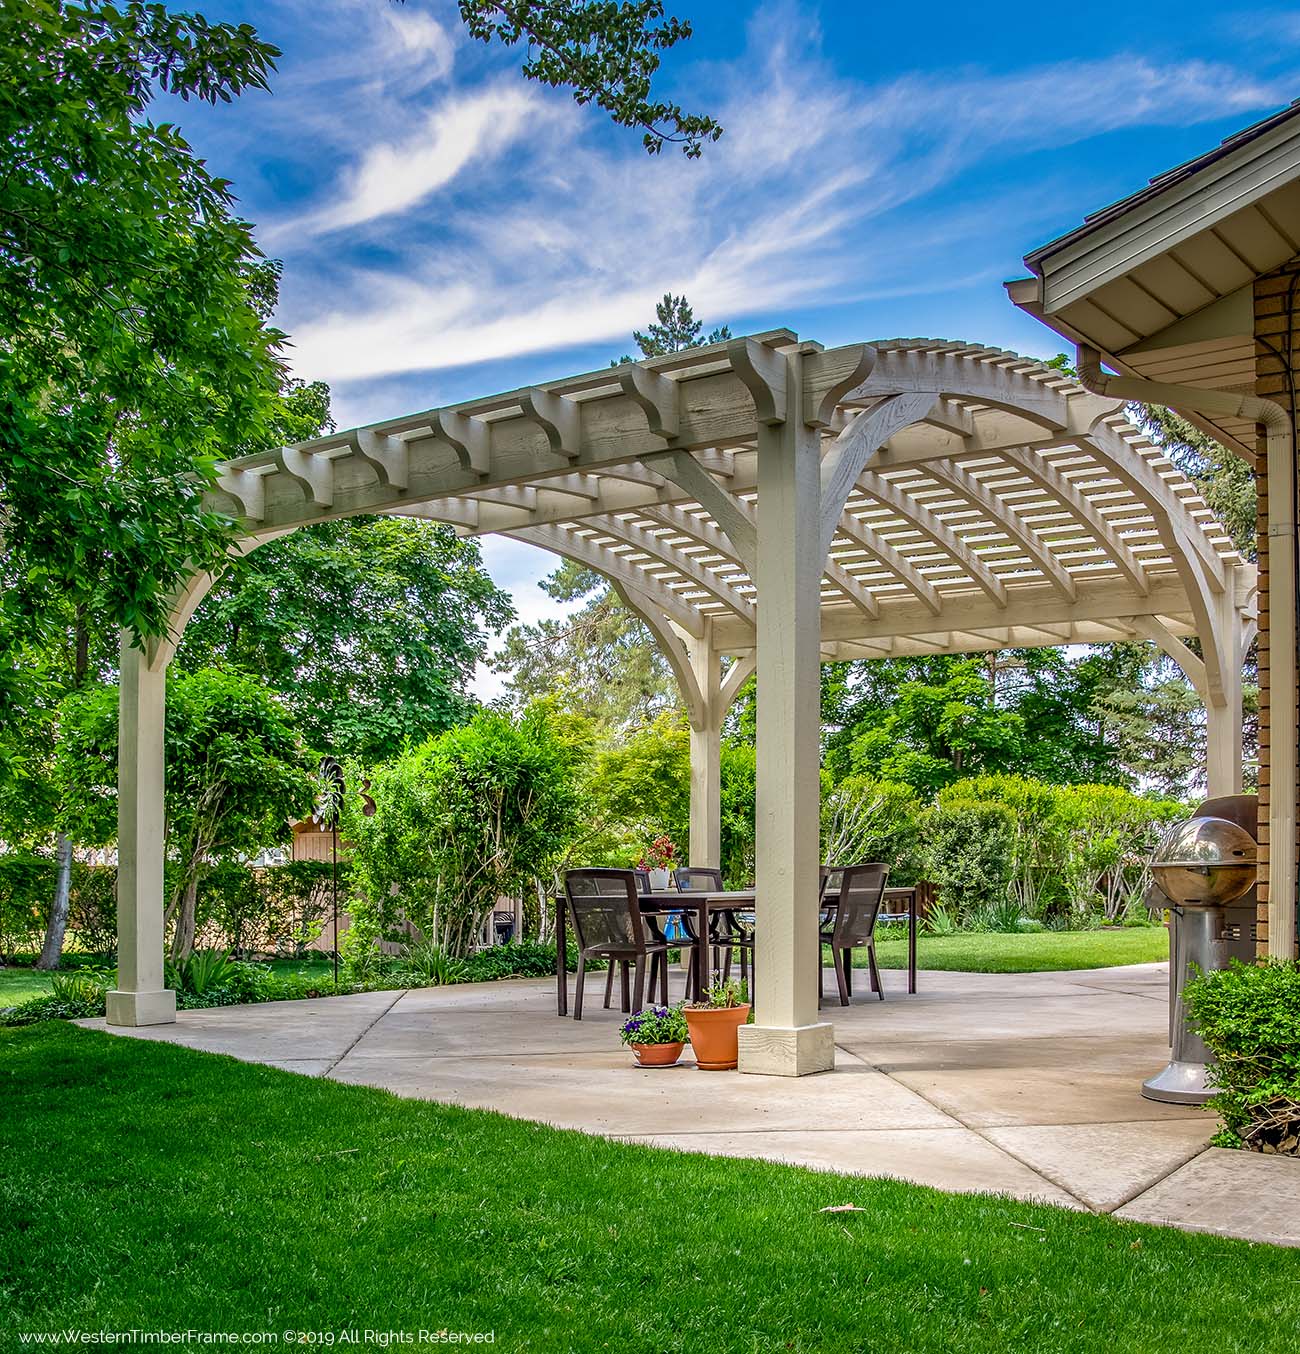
[[0, 1024, 1291, 1351], [2, 931, 1167, 1011], [0, 953, 336, 1008], [0, 966, 58, 1005], [868, 925, 1169, 973]]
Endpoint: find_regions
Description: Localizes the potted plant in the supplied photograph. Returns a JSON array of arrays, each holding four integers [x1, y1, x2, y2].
[[683, 978, 751, 1071], [637, 834, 677, 891], [619, 1004, 688, 1067]]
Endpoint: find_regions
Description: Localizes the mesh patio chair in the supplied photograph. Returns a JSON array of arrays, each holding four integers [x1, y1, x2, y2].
[[632, 865, 705, 1000], [674, 866, 753, 989], [563, 868, 687, 1019], [819, 862, 890, 1006]]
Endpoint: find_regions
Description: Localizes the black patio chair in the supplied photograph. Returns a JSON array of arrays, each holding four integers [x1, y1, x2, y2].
[[674, 866, 752, 989], [819, 862, 890, 1006], [564, 868, 690, 1019]]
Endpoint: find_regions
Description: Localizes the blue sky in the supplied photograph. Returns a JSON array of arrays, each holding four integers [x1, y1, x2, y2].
[[174, 0, 1300, 692]]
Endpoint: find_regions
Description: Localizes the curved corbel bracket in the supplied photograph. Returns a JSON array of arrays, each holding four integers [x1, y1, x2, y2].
[[727, 337, 788, 425], [214, 467, 267, 523], [617, 364, 680, 441], [432, 409, 491, 479], [346, 428, 409, 493], [803, 343, 876, 428], [519, 387, 581, 459], [275, 446, 333, 511]]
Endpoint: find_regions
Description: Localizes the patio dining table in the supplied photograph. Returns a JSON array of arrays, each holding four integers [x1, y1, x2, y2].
[[552, 884, 919, 1016]]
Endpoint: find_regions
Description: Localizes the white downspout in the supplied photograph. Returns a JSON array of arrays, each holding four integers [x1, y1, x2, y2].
[[1076, 344, 1296, 959]]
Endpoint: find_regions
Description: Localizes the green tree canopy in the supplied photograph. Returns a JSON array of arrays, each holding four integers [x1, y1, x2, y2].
[[343, 706, 585, 957], [494, 561, 678, 730], [1, 0, 718, 670], [56, 668, 314, 958], [615, 292, 732, 363], [456, 2, 721, 156], [0, 1, 287, 664], [178, 517, 513, 761]]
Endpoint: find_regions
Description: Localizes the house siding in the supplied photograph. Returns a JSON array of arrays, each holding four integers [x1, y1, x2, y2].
[[1254, 257, 1300, 958]]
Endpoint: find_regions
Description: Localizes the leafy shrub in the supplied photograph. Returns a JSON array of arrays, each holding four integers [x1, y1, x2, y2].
[[821, 776, 921, 882], [923, 902, 959, 936], [919, 802, 1016, 918], [195, 859, 341, 957], [68, 864, 117, 954], [460, 940, 564, 982], [939, 776, 1063, 918], [1186, 959, 1300, 1154], [719, 741, 756, 889], [968, 899, 1030, 934], [48, 968, 111, 1004], [400, 940, 467, 987], [934, 776, 1184, 925], [0, 989, 106, 1025], [344, 707, 585, 957], [338, 921, 384, 984], [164, 947, 235, 996]]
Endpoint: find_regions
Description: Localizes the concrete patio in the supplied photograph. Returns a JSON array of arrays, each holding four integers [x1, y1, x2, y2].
[[87, 960, 1300, 1247]]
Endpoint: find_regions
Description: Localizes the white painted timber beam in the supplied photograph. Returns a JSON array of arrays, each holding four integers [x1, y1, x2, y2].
[[921, 459, 1077, 601], [582, 518, 756, 624], [616, 364, 681, 442], [432, 408, 492, 478], [707, 574, 1208, 652], [275, 446, 335, 511], [845, 347, 1071, 429], [999, 447, 1149, 596], [728, 336, 789, 424], [509, 525, 705, 637], [646, 450, 759, 576], [818, 392, 940, 558], [801, 343, 876, 428], [852, 476, 1009, 607], [346, 428, 409, 494], [833, 512, 942, 615], [519, 387, 582, 460]]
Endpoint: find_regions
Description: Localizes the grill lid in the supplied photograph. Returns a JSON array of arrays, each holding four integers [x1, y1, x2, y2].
[[1153, 816, 1257, 868], [1151, 816, 1257, 907]]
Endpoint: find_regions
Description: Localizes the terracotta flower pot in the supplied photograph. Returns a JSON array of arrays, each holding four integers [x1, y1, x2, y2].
[[631, 1041, 685, 1067], [683, 1004, 751, 1071]]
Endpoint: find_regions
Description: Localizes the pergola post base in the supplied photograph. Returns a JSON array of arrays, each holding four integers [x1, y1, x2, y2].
[[106, 988, 176, 1027], [737, 1022, 835, 1076]]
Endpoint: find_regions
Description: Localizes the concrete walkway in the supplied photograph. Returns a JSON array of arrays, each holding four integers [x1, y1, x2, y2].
[[87, 962, 1299, 1247]]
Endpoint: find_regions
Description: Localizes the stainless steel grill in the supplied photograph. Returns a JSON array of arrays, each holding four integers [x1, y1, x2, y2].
[[1143, 806, 1258, 1105]]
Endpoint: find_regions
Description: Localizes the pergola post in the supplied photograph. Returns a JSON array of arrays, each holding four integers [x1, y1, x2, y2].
[[1206, 675, 1244, 797], [106, 635, 176, 1027], [688, 720, 722, 870], [682, 632, 723, 869], [737, 350, 834, 1076], [1130, 611, 1246, 799]]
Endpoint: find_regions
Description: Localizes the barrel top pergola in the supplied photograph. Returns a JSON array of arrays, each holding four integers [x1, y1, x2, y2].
[[110, 330, 1255, 1062], [205, 331, 1254, 685]]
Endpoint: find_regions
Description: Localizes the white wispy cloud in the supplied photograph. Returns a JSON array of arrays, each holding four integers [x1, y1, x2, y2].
[[260, 6, 1295, 405], [286, 83, 544, 237]]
